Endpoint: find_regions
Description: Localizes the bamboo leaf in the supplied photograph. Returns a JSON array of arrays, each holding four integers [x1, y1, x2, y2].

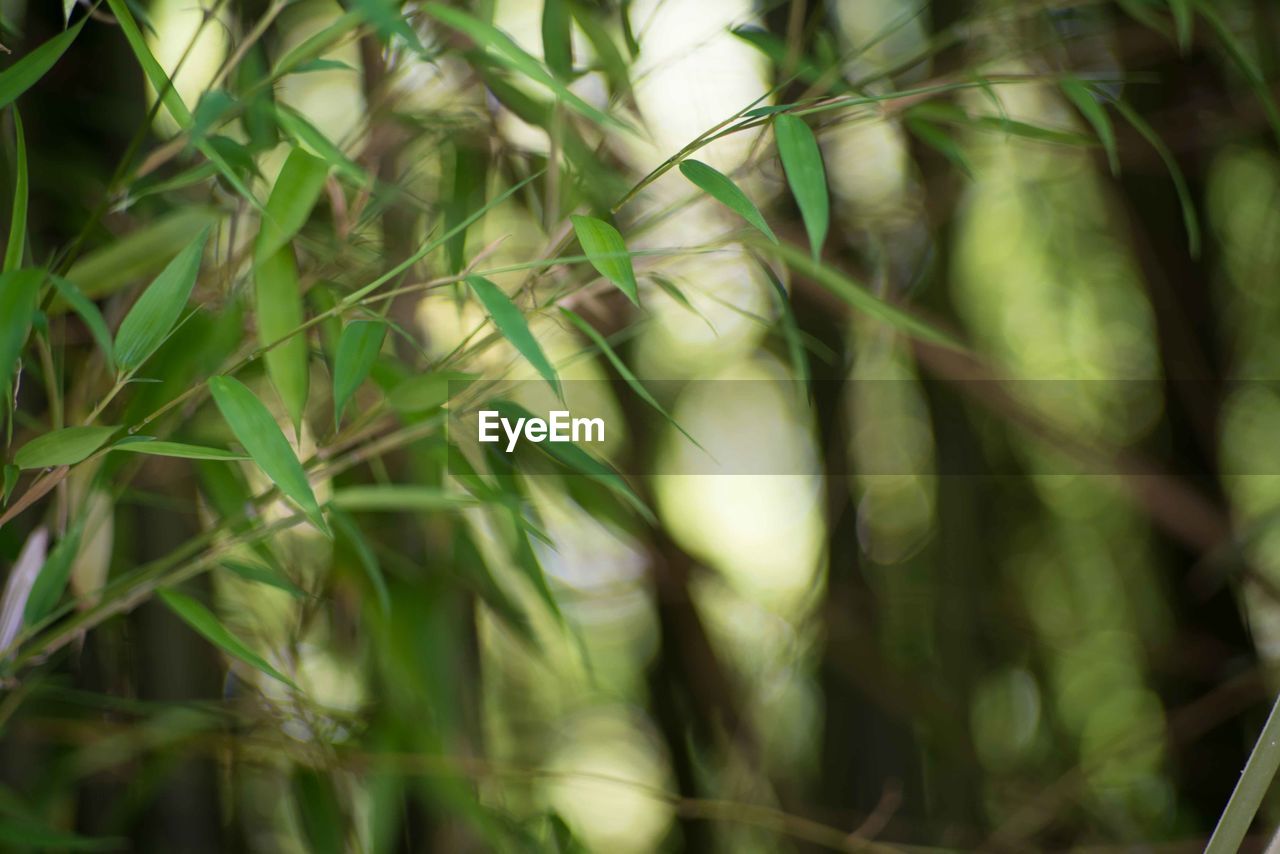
[[570, 215, 638, 305], [0, 527, 46, 655], [386, 371, 476, 413], [1112, 98, 1200, 257], [24, 525, 81, 626], [221, 558, 306, 599], [559, 307, 701, 448], [14, 425, 117, 469], [0, 815, 121, 851], [0, 19, 86, 112], [678, 159, 777, 243], [275, 106, 370, 187], [329, 485, 477, 511], [1060, 78, 1119, 176], [256, 147, 329, 264], [113, 227, 209, 373], [0, 268, 42, 401], [905, 115, 974, 178], [4, 109, 27, 273], [109, 438, 248, 460], [62, 208, 219, 301], [157, 588, 298, 688], [255, 246, 310, 432], [1169, 0, 1192, 50], [330, 508, 390, 615], [291, 768, 345, 854], [542, 0, 573, 78], [208, 376, 330, 536], [774, 114, 829, 259], [468, 276, 560, 394], [48, 274, 113, 364], [332, 320, 387, 427]]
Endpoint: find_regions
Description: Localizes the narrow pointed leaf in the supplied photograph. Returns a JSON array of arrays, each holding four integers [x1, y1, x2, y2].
[[114, 228, 209, 372], [679, 159, 777, 242], [25, 525, 81, 626], [109, 438, 248, 460], [570, 215, 638, 304], [62, 207, 219, 301], [0, 267, 42, 400], [332, 320, 387, 427], [559, 307, 701, 448], [906, 115, 974, 178], [542, 0, 573, 78], [1169, 0, 1192, 50], [49, 274, 113, 364], [256, 147, 331, 263], [208, 376, 330, 536], [329, 485, 476, 511], [468, 276, 560, 393], [255, 246, 309, 430], [15, 425, 117, 469], [1060, 78, 1119, 175], [221, 558, 306, 599], [1112, 99, 1200, 257], [331, 508, 390, 615], [4, 109, 27, 273], [0, 527, 46, 655], [0, 19, 86, 112], [275, 106, 370, 187], [774, 114, 829, 259], [157, 588, 298, 688]]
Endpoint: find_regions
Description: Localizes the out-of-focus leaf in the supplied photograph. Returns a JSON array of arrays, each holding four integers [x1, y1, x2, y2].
[[157, 588, 298, 688], [0, 814, 121, 851], [905, 114, 974, 178], [424, 3, 634, 134], [208, 376, 330, 536], [506, 504, 561, 620], [969, 115, 1092, 146], [275, 106, 369, 187], [48, 275, 112, 364], [255, 247, 309, 431], [386, 371, 476, 413], [256, 147, 329, 263], [444, 143, 487, 273], [354, 0, 427, 54], [0, 19, 86, 112], [2, 465, 16, 504], [24, 524, 81, 626], [774, 114, 829, 259], [4, 109, 27, 273], [0, 527, 46, 655], [570, 3, 630, 95], [559, 307, 700, 447], [570, 215, 638, 305], [0, 268, 42, 400], [333, 320, 387, 427], [109, 437, 247, 460], [468, 276, 560, 394], [189, 89, 237, 146], [1169, 0, 1192, 50], [679, 159, 777, 242], [63, 208, 219, 301], [236, 46, 278, 149], [1194, 0, 1280, 148], [113, 228, 209, 373], [1112, 98, 1200, 256], [14, 426, 117, 469], [291, 767, 345, 854], [329, 485, 476, 512], [289, 58, 355, 74], [271, 11, 364, 78], [542, 0, 573, 78], [221, 558, 305, 599], [1060, 78, 1119, 175], [331, 508, 390, 614]]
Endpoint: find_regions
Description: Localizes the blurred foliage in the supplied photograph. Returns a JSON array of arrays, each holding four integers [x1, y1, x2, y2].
[[0, 0, 1279, 851]]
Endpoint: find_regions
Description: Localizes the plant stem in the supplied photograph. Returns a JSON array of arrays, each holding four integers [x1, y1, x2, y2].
[[1206, 689, 1280, 853]]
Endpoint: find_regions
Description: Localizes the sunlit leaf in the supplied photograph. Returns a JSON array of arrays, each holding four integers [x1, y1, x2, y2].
[[0, 19, 86, 112], [208, 376, 330, 536], [48, 274, 113, 364], [4, 109, 27, 273], [109, 438, 248, 461], [0, 268, 43, 401], [333, 320, 387, 427], [774, 114, 829, 259], [468, 276, 560, 394], [14, 425, 117, 469], [113, 227, 209, 373], [256, 147, 329, 264], [157, 588, 298, 688], [570, 215, 638, 305], [255, 246, 309, 432], [678, 159, 777, 242], [329, 485, 477, 511], [559, 307, 701, 448]]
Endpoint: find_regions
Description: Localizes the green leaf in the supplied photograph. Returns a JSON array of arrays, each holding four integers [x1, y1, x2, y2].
[[0, 19, 86, 113], [291, 768, 345, 854], [24, 525, 81, 626], [542, 0, 573, 78], [109, 438, 248, 461], [386, 371, 476, 413], [255, 247, 309, 432], [4, 109, 27, 273], [274, 107, 370, 187], [256, 147, 329, 264], [468, 276, 560, 394], [329, 485, 477, 511], [678, 159, 777, 242], [113, 228, 210, 373], [559, 307, 701, 448], [49, 274, 113, 364], [14, 425, 116, 469], [157, 588, 298, 688], [189, 89, 237, 146], [0, 815, 121, 851], [220, 558, 305, 599], [570, 215, 638, 305], [332, 320, 387, 427], [0, 268, 42, 401], [208, 376, 330, 536], [1169, 0, 1192, 50], [330, 508, 390, 615], [62, 208, 219, 301], [424, 3, 634, 134], [1060, 78, 1119, 176], [905, 115, 974, 178], [1112, 98, 1200, 257], [2, 464, 16, 504], [774, 114, 829, 260]]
